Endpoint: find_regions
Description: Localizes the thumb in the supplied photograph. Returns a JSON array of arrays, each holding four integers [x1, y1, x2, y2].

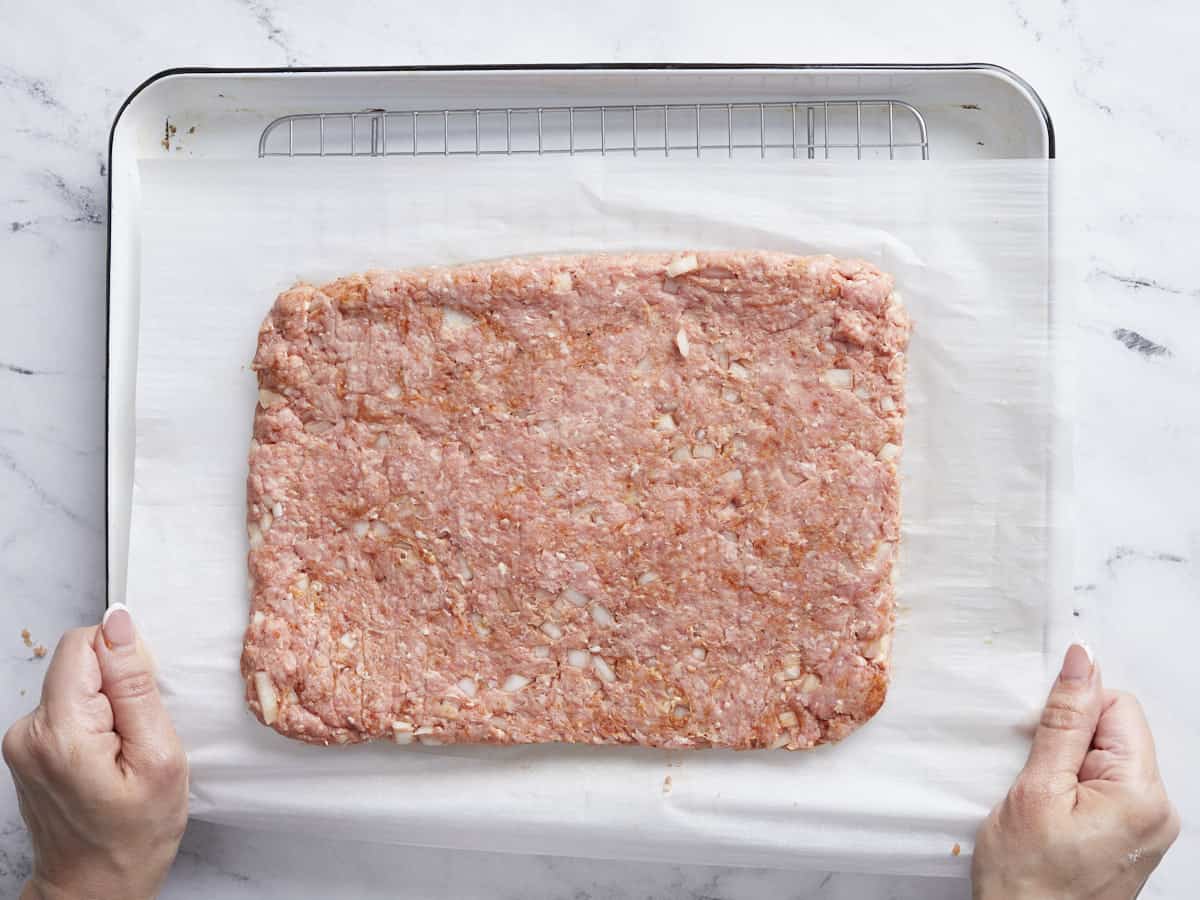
[[93, 603, 177, 769], [1078, 690, 1160, 785], [1021, 643, 1104, 793]]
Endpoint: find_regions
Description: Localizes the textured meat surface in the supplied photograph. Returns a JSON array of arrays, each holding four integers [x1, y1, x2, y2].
[[242, 251, 910, 750]]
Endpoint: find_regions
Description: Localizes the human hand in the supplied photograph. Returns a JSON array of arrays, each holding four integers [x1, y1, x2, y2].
[[972, 644, 1179, 900], [3, 605, 188, 900]]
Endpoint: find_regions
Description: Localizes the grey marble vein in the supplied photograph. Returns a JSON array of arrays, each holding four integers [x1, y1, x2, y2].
[[1105, 546, 1189, 571], [1112, 327, 1171, 357], [0, 445, 99, 532], [238, 0, 301, 66], [1091, 269, 1200, 298], [0, 65, 63, 111], [43, 171, 103, 226], [0, 819, 33, 893]]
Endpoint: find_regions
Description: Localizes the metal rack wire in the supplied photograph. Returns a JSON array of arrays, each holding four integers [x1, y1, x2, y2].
[[259, 100, 929, 161]]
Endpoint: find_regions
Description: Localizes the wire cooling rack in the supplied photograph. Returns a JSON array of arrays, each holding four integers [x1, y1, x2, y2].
[[259, 100, 930, 161]]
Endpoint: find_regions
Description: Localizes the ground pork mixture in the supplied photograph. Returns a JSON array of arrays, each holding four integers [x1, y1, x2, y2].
[[242, 251, 910, 750]]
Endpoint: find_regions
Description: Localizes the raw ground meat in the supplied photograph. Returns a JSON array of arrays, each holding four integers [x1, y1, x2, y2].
[[242, 251, 910, 750]]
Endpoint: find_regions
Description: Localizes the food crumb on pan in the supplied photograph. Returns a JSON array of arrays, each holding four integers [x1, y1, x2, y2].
[[662, 775, 673, 794], [20, 628, 32, 648], [33, 645, 47, 659], [952, 843, 962, 857]]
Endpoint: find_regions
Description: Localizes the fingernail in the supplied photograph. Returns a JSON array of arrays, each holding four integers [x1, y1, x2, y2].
[[101, 603, 135, 648], [1060, 642, 1093, 682]]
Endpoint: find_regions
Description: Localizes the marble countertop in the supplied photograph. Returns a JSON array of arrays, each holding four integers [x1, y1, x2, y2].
[[2, 1, 1196, 897]]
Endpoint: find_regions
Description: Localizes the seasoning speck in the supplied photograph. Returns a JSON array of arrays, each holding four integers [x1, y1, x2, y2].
[[33, 645, 47, 659], [952, 842, 961, 857], [21, 628, 32, 647]]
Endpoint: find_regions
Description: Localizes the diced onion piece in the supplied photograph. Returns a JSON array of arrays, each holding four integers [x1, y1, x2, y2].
[[456, 678, 477, 698], [392, 721, 415, 744], [692, 443, 716, 459], [863, 633, 892, 661], [562, 587, 589, 607], [455, 556, 474, 582], [728, 361, 750, 380], [655, 413, 677, 433], [877, 442, 901, 462], [712, 342, 730, 370], [502, 673, 531, 693], [691, 647, 707, 661], [797, 673, 821, 695], [880, 396, 897, 413], [675, 327, 690, 359], [384, 384, 403, 400], [590, 604, 614, 627], [722, 388, 741, 403], [719, 468, 744, 488], [370, 521, 391, 538], [258, 388, 285, 408], [339, 632, 357, 649], [769, 735, 790, 750], [532, 645, 551, 659], [671, 445, 692, 463], [665, 254, 699, 277], [252, 610, 265, 626], [781, 664, 802, 681], [591, 655, 617, 683], [778, 710, 798, 728], [247, 522, 264, 548], [351, 520, 369, 538], [637, 571, 659, 586], [440, 307, 475, 337], [254, 672, 279, 725], [566, 649, 590, 668], [540, 621, 563, 640], [471, 614, 491, 638], [671, 704, 689, 720], [822, 368, 853, 389], [551, 272, 573, 294]]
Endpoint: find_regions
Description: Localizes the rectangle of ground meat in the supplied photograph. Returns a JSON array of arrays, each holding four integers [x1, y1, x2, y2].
[[242, 251, 910, 750]]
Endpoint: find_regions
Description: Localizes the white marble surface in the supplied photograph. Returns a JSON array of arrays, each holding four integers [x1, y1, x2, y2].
[[1, 1, 1197, 897]]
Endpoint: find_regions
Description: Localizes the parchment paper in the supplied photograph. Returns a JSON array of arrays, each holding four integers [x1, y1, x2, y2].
[[128, 158, 1065, 877]]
